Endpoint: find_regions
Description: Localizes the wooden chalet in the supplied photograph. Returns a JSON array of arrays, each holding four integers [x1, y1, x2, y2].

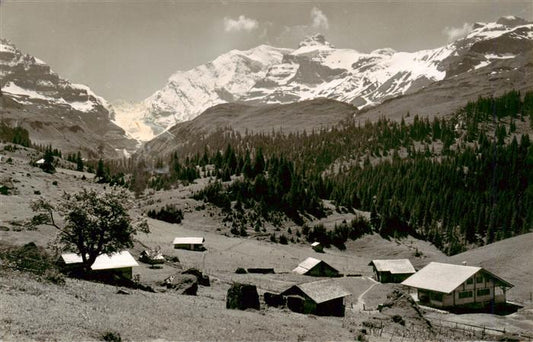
[[282, 280, 351, 316], [60, 251, 139, 280], [369, 259, 416, 283], [292, 257, 340, 277], [173, 237, 205, 251], [401, 262, 513, 310]]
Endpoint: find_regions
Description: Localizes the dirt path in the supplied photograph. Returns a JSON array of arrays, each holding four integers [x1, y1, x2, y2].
[[353, 276, 379, 311]]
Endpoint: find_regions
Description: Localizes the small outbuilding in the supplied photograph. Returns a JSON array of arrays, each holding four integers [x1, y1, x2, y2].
[[401, 262, 513, 311], [281, 280, 351, 316], [311, 242, 324, 253], [369, 259, 416, 283], [293, 257, 340, 277], [173, 237, 205, 251], [35, 158, 45, 165], [60, 251, 139, 280]]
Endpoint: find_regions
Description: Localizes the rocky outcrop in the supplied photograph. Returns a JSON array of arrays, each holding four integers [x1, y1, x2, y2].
[[0, 39, 137, 158], [162, 273, 198, 295]]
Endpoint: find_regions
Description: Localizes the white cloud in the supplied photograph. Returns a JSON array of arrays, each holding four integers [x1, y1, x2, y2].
[[442, 23, 473, 42], [311, 7, 329, 30], [275, 7, 330, 46], [224, 15, 259, 33]]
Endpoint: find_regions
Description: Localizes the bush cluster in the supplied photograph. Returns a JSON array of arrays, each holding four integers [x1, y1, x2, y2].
[[0, 242, 64, 284], [303, 216, 372, 249], [147, 204, 184, 224]]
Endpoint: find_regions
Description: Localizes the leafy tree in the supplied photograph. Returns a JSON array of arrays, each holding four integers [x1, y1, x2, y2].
[[31, 189, 149, 271]]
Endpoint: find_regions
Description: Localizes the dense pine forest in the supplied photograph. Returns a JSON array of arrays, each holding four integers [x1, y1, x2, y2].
[[3, 91, 532, 255], [139, 90, 533, 255]]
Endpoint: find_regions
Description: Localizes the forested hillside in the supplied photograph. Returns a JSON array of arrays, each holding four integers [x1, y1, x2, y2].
[[125, 91, 533, 254]]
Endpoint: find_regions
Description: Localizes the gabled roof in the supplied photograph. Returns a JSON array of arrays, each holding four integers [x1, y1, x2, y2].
[[172, 237, 205, 245], [293, 257, 321, 274], [283, 280, 351, 304], [369, 259, 416, 274], [401, 262, 513, 294], [61, 251, 138, 270]]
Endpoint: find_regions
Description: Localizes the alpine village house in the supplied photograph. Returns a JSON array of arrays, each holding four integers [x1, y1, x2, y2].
[[401, 262, 513, 311]]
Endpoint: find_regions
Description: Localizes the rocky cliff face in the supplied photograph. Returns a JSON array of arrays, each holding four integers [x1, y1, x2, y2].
[[0, 39, 137, 158], [117, 17, 532, 140]]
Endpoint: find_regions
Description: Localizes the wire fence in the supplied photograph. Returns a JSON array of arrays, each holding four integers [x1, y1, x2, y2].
[[344, 303, 532, 342], [429, 317, 533, 341], [358, 317, 533, 342]]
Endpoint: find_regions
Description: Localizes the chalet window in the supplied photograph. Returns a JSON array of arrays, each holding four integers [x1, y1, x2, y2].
[[476, 275, 483, 283], [477, 288, 490, 296], [466, 278, 473, 285], [459, 291, 473, 299], [418, 290, 429, 303], [430, 292, 443, 301]]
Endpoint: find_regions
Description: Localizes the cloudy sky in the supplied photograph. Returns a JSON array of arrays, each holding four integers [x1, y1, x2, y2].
[[1, 0, 531, 102]]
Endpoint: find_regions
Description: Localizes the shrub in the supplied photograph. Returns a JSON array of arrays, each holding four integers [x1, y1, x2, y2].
[[101, 331, 122, 342], [193, 181, 231, 212], [0, 185, 9, 195], [279, 234, 288, 245], [226, 283, 260, 310], [306, 224, 330, 247], [235, 267, 247, 274], [391, 314, 405, 326], [147, 204, 184, 224], [0, 242, 64, 284], [44, 269, 66, 285]]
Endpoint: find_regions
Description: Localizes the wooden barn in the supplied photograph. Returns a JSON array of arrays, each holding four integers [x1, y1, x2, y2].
[[59, 251, 139, 280], [401, 262, 513, 311], [293, 257, 340, 277], [369, 259, 416, 283], [173, 237, 205, 251], [281, 280, 351, 316], [311, 242, 323, 253]]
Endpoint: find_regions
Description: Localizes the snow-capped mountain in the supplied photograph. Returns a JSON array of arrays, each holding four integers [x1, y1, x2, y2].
[[0, 39, 112, 115], [0, 39, 137, 158], [118, 16, 532, 140]]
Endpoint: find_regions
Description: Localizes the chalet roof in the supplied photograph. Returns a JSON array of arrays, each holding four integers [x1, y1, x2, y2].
[[172, 237, 205, 245], [401, 262, 513, 294], [61, 251, 139, 270], [369, 259, 416, 274], [293, 257, 320, 274], [283, 280, 351, 304]]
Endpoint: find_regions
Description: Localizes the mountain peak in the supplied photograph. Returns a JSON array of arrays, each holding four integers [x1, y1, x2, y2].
[[496, 16, 530, 27], [298, 34, 334, 48], [135, 16, 532, 140]]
